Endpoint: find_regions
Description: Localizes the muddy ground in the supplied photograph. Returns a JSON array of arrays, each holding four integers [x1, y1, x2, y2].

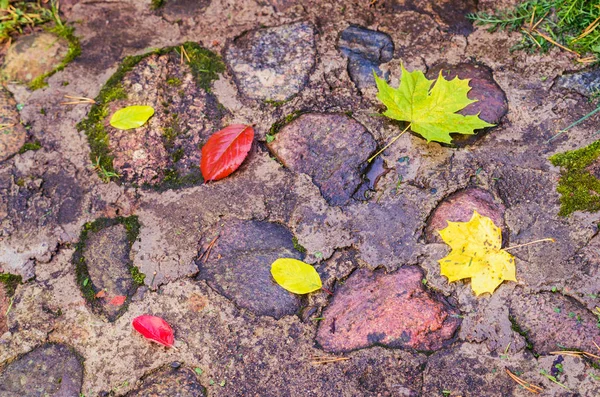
[[0, 0, 600, 396]]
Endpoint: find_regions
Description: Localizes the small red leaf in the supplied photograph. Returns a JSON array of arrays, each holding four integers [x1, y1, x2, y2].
[[95, 290, 106, 298], [109, 295, 126, 306], [132, 315, 174, 347], [201, 124, 254, 181]]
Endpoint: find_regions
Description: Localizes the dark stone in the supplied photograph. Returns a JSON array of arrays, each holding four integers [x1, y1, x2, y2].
[[0, 87, 27, 163], [353, 156, 390, 201], [126, 366, 206, 397], [426, 62, 508, 146], [316, 266, 461, 352], [431, 0, 477, 36], [83, 224, 135, 321], [510, 291, 600, 355], [338, 25, 394, 90], [197, 219, 303, 319], [425, 187, 505, 243], [159, 0, 211, 20], [225, 22, 316, 101], [557, 68, 600, 97], [43, 171, 84, 225], [0, 344, 84, 397], [268, 113, 377, 206], [105, 52, 227, 187]]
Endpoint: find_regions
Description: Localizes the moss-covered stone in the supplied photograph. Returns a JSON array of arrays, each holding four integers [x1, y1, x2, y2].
[[550, 140, 600, 216]]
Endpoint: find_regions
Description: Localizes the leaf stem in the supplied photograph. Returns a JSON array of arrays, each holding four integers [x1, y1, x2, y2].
[[321, 286, 334, 296], [502, 238, 555, 251], [368, 123, 411, 163]]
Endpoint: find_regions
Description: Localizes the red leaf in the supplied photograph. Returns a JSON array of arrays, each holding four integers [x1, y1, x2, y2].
[[201, 124, 254, 181], [109, 295, 126, 306], [132, 315, 175, 347], [95, 290, 106, 298]]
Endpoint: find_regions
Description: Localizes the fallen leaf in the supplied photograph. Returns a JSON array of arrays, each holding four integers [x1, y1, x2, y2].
[[95, 290, 106, 298], [109, 295, 126, 306], [271, 258, 322, 294], [109, 105, 155, 130], [438, 211, 516, 295], [132, 315, 175, 347], [200, 124, 254, 181], [374, 64, 493, 144]]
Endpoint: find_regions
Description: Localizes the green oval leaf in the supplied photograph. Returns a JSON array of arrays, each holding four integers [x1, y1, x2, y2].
[[271, 258, 322, 294], [109, 105, 155, 130]]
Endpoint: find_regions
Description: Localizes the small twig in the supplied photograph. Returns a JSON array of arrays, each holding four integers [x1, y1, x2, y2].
[[505, 368, 543, 394], [522, 28, 542, 48], [0, 123, 15, 133], [503, 238, 555, 251], [5, 297, 14, 316], [61, 95, 96, 105], [368, 123, 411, 163], [530, 11, 549, 32], [574, 15, 600, 41], [199, 234, 220, 262], [533, 28, 579, 56], [180, 45, 191, 63], [311, 355, 350, 364], [528, 6, 536, 31], [546, 106, 600, 143], [321, 286, 334, 296], [550, 350, 600, 359]]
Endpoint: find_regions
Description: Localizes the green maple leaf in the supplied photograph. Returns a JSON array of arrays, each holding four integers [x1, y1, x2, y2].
[[374, 64, 494, 144]]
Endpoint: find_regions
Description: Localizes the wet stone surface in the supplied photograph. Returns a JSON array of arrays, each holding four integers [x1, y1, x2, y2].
[[79, 223, 136, 321], [509, 291, 600, 355], [317, 266, 461, 353], [0, 87, 27, 163], [426, 62, 508, 146], [268, 113, 376, 206], [425, 187, 505, 243], [1, 32, 69, 83], [338, 25, 394, 90], [557, 68, 600, 97], [225, 22, 316, 101], [105, 51, 226, 187], [125, 366, 206, 397], [0, 343, 84, 396], [197, 219, 303, 319]]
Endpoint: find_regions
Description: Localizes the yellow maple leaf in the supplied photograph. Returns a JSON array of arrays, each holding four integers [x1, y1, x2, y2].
[[438, 211, 516, 296]]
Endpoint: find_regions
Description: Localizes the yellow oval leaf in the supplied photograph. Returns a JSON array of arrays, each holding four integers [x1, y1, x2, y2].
[[270, 258, 322, 294], [109, 105, 155, 130]]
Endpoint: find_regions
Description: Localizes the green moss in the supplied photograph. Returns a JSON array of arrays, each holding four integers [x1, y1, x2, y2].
[[268, 110, 304, 137], [166, 76, 182, 86], [18, 140, 42, 154], [265, 99, 287, 107], [292, 237, 307, 254], [77, 42, 223, 185], [28, 24, 81, 90], [73, 216, 143, 308], [171, 148, 185, 162], [550, 140, 600, 216], [0, 273, 22, 297], [150, 0, 166, 10], [158, 167, 204, 191], [509, 315, 536, 353]]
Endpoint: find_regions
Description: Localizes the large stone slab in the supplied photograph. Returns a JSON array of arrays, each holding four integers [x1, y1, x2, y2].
[[338, 25, 394, 90], [102, 49, 226, 187], [1, 32, 69, 83], [317, 266, 461, 352], [510, 291, 600, 355], [268, 113, 376, 206], [126, 366, 206, 397], [426, 62, 508, 146], [197, 219, 304, 319], [0, 88, 27, 162], [0, 343, 84, 396], [225, 22, 316, 101], [425, 187, 505, 243]]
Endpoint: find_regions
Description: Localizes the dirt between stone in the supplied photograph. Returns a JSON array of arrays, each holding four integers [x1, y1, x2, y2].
[[0, 0, 599, 396]]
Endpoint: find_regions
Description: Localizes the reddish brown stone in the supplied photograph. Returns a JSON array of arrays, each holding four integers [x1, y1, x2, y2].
[[268, 113, 376, 206], [425, 187, 505, 243], [426, 63, 508, 146], [510, 292, 600, 355], [317, 266, 461, 353]]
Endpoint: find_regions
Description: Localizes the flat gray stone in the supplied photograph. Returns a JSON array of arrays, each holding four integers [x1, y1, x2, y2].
[[197, 219, 303, 319], [225, 22, 316, 101], [0, 343, 83, 397], [0, 87, 27, 162], [126, 366, 206, 397], [557, 68, 600, 97], [83, 223, 135, 321], [1, 32, 69, 83], [268, 113, 376, 206]]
